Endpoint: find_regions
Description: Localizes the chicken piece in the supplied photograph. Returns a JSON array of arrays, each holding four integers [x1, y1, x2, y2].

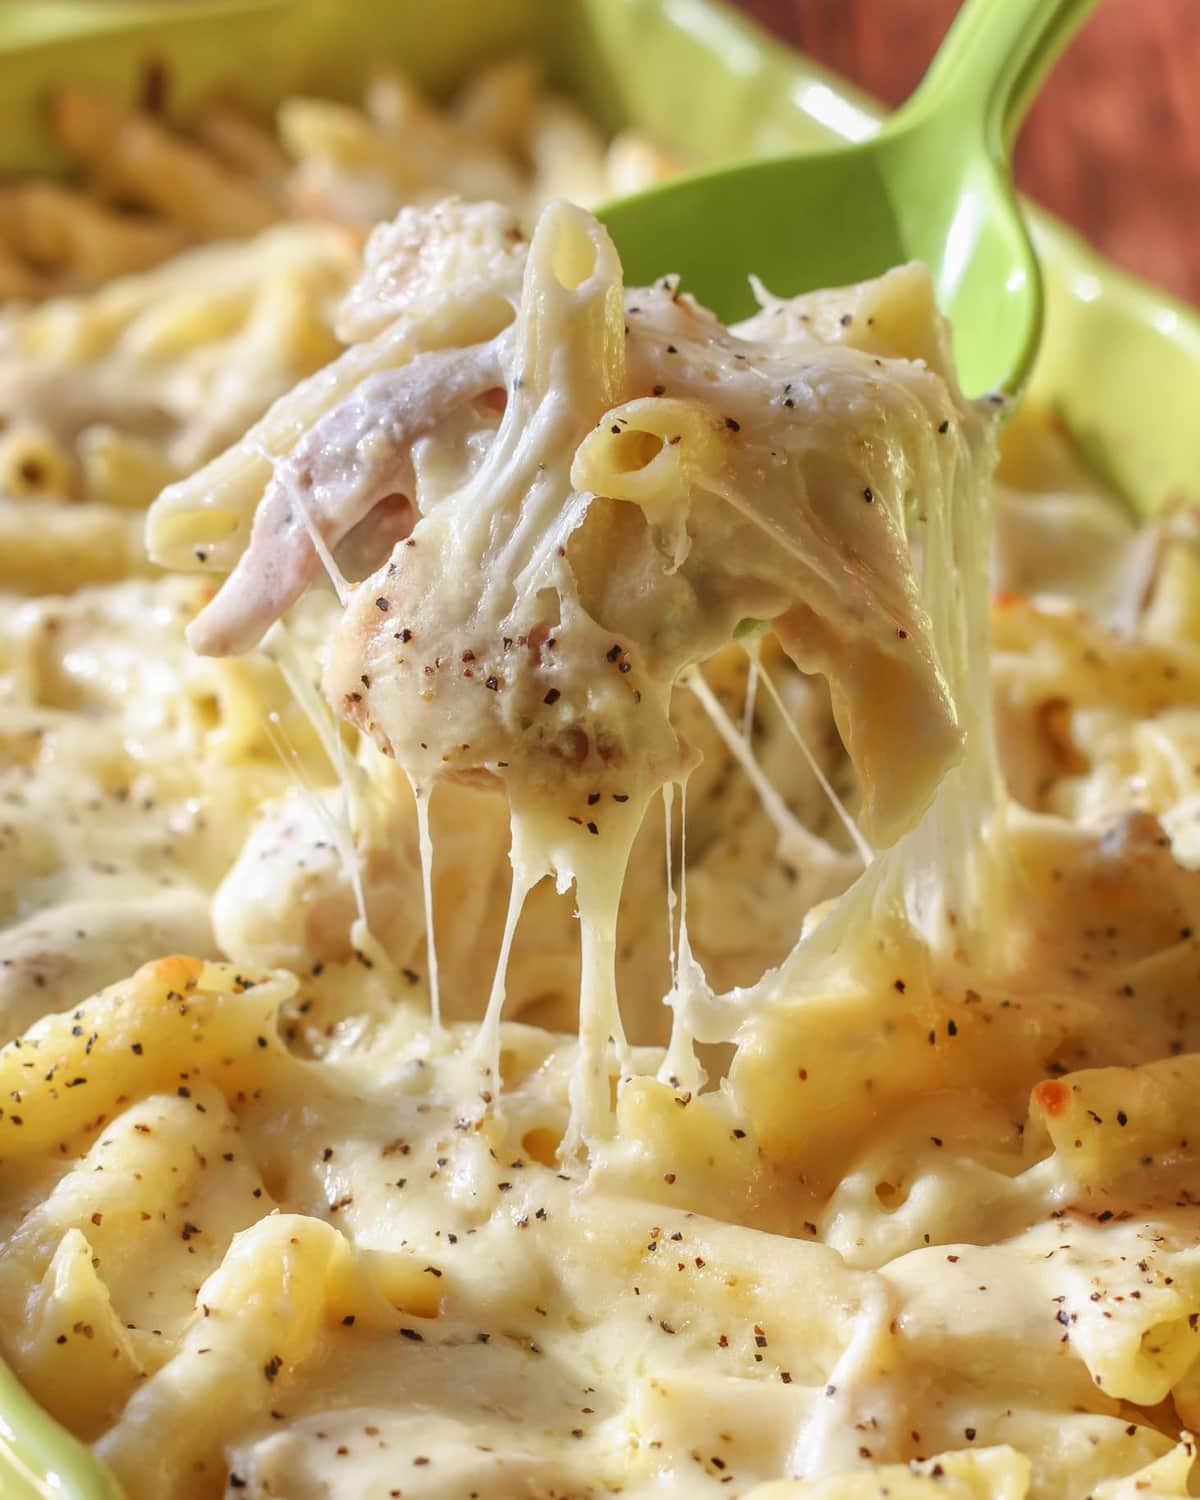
[[187, 341, 505, 655]]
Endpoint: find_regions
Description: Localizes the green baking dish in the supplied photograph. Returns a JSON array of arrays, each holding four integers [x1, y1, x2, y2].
[[0, 1, 1196, 1495]]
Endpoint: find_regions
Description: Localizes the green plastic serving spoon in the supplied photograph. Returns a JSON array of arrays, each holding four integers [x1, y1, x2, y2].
[[600, 0, 1098, 397]]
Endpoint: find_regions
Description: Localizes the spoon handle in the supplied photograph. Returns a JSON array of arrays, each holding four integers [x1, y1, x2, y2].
[[900, 0, 1100, 155]]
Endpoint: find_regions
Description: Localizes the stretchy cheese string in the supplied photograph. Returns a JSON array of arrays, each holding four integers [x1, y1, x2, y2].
[[754, 655, 875, 867], [686, 665, 848, 881], [409, 777, 443, 1030]]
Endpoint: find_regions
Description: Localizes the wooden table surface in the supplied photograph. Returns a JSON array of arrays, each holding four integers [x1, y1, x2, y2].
[[731, 0, 1200, 308]]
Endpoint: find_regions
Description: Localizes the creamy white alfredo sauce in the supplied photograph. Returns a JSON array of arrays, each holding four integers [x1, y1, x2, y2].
[[0, 194, 1197, 1500]]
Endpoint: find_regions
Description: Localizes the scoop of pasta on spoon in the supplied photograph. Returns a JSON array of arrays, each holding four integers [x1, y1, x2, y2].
[[150, 193, 997, 1140]]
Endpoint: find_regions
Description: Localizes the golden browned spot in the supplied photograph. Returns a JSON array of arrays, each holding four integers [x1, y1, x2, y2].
[[142, 955, 206, 990], [1033, 1078, 1070, 1117]]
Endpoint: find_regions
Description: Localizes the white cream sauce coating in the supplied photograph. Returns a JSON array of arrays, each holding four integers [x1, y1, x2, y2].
[[0, 188, 1197, 1500]]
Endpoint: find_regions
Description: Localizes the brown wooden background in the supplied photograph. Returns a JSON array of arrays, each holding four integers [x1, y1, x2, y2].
[[731, 0, 1200, 307]]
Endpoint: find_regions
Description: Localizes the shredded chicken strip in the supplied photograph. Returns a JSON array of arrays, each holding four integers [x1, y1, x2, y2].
[[188, 338, 505, 654]]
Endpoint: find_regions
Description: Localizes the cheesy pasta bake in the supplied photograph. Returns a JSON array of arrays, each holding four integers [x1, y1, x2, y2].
[[1, 58, 1200, 1500]]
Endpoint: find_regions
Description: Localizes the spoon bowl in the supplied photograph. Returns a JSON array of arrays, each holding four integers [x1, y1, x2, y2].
[[601, 0, 1098, 396]]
